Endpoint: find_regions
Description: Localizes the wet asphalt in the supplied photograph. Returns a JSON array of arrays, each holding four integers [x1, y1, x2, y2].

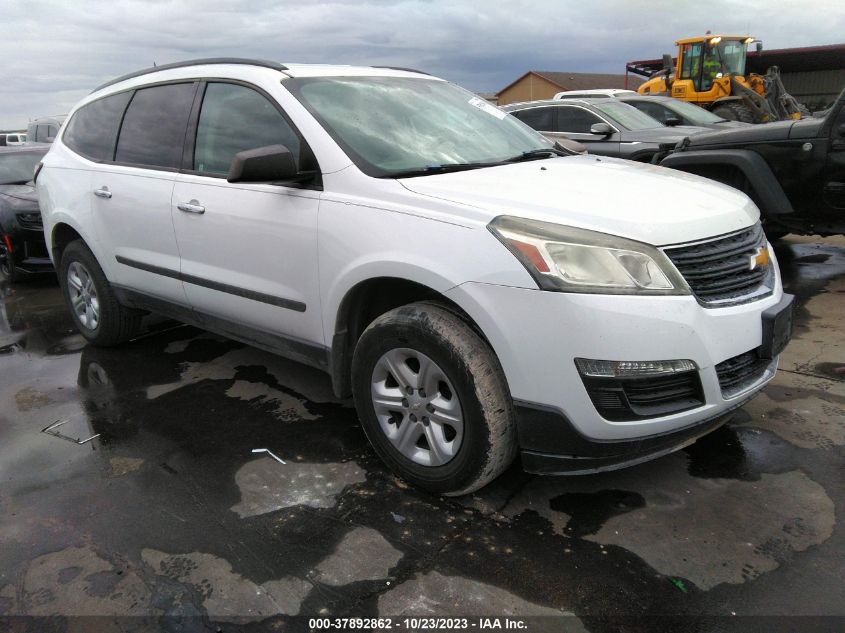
[[0, 235, 843, 633]]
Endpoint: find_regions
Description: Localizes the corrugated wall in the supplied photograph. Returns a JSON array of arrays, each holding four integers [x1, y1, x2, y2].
[[781, 70, 845, 110]]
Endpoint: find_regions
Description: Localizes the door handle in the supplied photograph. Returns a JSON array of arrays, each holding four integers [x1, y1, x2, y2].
[[93, 187, 112, 199], [177, 200, 205, 214]]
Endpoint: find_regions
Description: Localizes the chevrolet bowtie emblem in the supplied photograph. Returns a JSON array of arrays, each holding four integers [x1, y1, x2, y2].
[[749, 247, 770, 271]]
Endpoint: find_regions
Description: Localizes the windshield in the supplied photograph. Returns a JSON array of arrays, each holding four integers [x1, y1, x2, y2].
[[664, 99, 726, 124], [287, 77, 553, 176], [0, 151, 45, 184], [714, 41, 747, 76], [593, 101, 663, 130]]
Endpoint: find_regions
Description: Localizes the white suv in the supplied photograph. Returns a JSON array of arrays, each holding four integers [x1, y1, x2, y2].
[[37, 59, 793, 495]]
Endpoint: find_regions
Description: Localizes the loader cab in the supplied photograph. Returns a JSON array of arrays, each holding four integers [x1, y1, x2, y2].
[[674, 36, 753, 101]]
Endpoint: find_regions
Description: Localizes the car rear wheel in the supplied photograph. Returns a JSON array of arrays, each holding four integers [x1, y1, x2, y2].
[[59, 240, 142, 346], [352, 302, 517, 495]]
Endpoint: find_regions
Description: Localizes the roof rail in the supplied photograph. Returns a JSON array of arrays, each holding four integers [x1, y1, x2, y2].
[[371, 65, 431, 76], [91, 58, 288, 93]]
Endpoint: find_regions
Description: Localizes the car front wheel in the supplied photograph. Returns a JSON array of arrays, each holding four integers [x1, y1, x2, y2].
[[352, 302, 517, 495]]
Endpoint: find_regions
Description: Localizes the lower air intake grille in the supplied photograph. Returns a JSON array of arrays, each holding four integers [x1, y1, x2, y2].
[[581, 371, 705, 421], [716, 350, 771, 398]]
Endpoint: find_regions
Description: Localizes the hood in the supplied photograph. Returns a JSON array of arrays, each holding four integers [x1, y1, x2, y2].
[[620, 126, 711, 143], [788, 116, 825, 139], [714, 120, 754, 129], [0, 183, 37, 204], [399, 155, 758, 246], [686, 118, 796, 146]]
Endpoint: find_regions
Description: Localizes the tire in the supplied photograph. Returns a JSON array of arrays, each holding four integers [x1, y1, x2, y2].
[[0, 241, 14, 283], [711, 102, 756, 124], [59, 240, 142, 346], [352, 301, 517, 496]]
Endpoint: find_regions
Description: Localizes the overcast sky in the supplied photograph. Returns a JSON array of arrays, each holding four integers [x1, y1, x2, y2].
[[2, 0, 844, 129]]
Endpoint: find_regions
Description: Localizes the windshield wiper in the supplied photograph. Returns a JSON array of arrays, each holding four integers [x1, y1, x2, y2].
[[503, 147, 568, 163], [387, 162, 494, 179], [387, 147, 569, 178]]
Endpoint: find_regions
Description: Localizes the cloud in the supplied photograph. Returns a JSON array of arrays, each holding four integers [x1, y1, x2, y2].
[[1, 0, 844, 128]]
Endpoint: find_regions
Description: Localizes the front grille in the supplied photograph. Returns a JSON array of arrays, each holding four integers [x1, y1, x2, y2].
[[716, 350, 771, 398], [664, 223, 770, 304], [581, 371, 704, 421], [16, 213, 43, 230]]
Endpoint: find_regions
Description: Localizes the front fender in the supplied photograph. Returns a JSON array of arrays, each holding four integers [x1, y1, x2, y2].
[[659, 149, 794, 216]]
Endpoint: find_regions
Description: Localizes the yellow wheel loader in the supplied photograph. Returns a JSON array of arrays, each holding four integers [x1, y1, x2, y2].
[[636, 35, 805, 123]]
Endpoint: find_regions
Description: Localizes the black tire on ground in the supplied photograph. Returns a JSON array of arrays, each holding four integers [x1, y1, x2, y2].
[[0, 242, 14, 283], [711, 101, 757, 124], [59, 240, 142, 346], [352, 301, 517, 496]]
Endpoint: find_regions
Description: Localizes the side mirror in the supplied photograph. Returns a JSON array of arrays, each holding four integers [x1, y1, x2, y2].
[[664, 116, 682, 127], [590, 122, 614, 137], [227, 144, 307, 184], [755, 41, 763, 54], [45, 136, 55, 143], [554, 139, 588, 155]]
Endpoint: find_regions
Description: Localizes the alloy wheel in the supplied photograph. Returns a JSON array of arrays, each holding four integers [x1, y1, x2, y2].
[[67, 261, 100, 330], [370, 348, 464, 467]]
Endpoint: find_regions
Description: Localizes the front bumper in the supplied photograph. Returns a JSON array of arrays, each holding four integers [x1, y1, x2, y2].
[[445, 274, 785, 455], [516, 399, 746, 475], [3, 225, 53, 274]]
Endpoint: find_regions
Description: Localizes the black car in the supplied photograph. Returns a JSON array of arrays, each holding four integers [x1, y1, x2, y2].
[[0, 146, 51, 281], [502, 98, 710, 162], [659, 85, 845, 238], [617, 95, 753, 130]]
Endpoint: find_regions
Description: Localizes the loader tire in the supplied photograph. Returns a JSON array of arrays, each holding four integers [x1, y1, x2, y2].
[[712, 102, 756, 124]]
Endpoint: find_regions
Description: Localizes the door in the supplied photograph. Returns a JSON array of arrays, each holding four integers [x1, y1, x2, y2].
[[171, 81, 323, 347], [554, 105, 621, 156], [90, 82, 197, 303], [823, 101, 845, 214]]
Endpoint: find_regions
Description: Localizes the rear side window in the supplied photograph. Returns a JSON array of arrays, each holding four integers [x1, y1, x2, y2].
[[193, 82, 301, 175], [64, 92, 132, 161], [115, 83, 196, 169], [627, 100, 671, 124], [512, 107, 556, 132], [557, 107, 602, 133]]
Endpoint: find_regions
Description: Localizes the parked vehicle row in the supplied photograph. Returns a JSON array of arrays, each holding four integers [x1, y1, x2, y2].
[[657, 84, 845, 237], [36, 59, 793, 494], [503, 97, 711, 162]]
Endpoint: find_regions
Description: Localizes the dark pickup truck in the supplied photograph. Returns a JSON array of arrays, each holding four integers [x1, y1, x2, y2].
[[657, 86, 845, 238]]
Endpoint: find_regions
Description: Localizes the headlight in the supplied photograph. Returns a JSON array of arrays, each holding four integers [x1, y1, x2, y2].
[[488, 216, 689, 295]]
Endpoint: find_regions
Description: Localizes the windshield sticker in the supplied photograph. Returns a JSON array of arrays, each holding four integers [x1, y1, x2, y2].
[[469, 97, 507, 120]]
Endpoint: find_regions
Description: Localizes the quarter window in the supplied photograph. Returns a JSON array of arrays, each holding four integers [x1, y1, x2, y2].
[[556, 107, 602, 133], [115, 83, 196, 169], [64, 92, 132, 161], [194, 82, 301, 175]]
